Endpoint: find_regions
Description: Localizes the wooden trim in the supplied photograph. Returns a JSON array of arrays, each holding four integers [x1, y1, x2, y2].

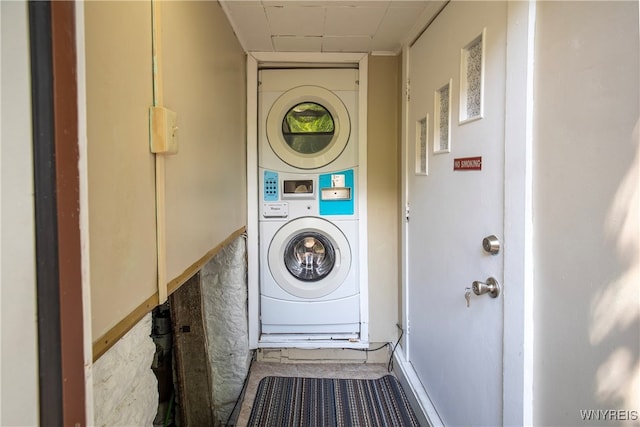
[[167, 226, 247, 295], [93, 293, 159, 362], [51, 2, 86, 425], [151, 0, 168, 304], [92, 226, 246, 361]]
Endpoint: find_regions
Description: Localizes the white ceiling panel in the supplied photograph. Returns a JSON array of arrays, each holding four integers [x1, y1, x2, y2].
[[220, 0, 440, 54], [322, 36, 371, 52], [375, 6, 425, 40], [239, 31, 275, 52], [370, 35, 403, 53], [389, 0, 430, 6], [223, 4, 272, 43], [265, 6, 326, 36], [324, 6, 387, 36], [272, 36, 324, 52]]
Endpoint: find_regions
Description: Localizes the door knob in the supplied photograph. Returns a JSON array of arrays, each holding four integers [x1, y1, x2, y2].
[[472, 277, 501, 298]]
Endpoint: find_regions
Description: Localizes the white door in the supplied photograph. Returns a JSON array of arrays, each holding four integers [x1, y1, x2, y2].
[[406, 2, 507, 426]]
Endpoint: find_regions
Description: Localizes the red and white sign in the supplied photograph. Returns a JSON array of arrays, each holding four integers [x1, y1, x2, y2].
[[454, 156, 482, 171]]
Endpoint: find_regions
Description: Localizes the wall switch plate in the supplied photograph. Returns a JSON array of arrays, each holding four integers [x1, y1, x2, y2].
[[149, 106, 178, 154]]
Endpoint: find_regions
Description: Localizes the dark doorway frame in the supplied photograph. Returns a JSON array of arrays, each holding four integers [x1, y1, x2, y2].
[[29, 1, 86, 424]]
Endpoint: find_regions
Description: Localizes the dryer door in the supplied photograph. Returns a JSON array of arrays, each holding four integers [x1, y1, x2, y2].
[[268, 217, 351, 298], [266, 86, 351, 170]]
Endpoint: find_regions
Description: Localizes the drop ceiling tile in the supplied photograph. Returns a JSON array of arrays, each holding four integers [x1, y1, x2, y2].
[[389, 0, 429, 6], [225, 4, 271, 36], [375, 6, 424, 40], [264, 1, 329, 6], [272, 36, 323, 52], [224, 4, 273, 51], [265, 6, 325, 36], [369, 37, 401, 53], [322, 36, 371, 52], [327, 1, 390, 6], [324, 6, 387, 36], [241, 33, 275, 52], [221, 0, 262, 6]]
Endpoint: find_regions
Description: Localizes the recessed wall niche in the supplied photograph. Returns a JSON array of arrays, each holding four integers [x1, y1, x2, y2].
[[459, 29, 486, 123], [415, 116, 428, 175], [434, 80, 452, 154]]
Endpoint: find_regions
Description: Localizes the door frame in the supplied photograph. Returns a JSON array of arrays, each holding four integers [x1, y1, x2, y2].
[[246, 52, 369, 349], [399, 2, 535, 425]]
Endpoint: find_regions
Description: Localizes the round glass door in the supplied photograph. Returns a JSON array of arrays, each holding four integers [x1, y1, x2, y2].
[[266, 86, 351, 170], [268, 217, 351, 299], [283, 231, 336, 282]]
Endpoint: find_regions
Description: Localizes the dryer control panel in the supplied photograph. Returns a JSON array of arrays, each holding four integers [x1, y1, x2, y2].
[[263, 202, 288, 218], [263, 171, 279, 201], [319, 169, 355, 216], [260, 169, 320, 219]]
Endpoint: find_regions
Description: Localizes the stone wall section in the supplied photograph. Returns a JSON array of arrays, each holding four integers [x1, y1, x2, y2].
[[93, 313, 158, 426], [201, 235, 251, 425]]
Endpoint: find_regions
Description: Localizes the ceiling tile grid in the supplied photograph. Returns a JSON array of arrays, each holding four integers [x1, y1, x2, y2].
[[220, 0, 435, 54]]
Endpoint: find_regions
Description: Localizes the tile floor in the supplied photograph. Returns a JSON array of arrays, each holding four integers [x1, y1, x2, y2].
[[236, 362, 393, 426]]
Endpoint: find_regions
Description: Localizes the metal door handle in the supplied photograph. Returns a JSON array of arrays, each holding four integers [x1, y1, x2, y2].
[[472, 277, 501, 298]]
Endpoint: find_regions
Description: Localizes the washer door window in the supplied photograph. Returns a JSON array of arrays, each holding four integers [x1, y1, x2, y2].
[[284, 231, 335, 282], [267, 86, 351, 170], [269, 218, 351, 299]]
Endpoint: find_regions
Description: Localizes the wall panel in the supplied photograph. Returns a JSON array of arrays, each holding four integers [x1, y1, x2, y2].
[[367, 55, 401, 342], [161, 1, 247, 282], [533, 2, 639, 424], [85, 1, 157, 339]]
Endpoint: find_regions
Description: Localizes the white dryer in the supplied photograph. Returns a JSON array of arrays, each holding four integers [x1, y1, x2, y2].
[[259, 68, 358, 173], [259, 216, 359, 335]]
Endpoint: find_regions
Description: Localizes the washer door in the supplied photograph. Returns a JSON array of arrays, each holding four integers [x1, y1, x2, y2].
[[266, 86, 351, 170], [268, 217, 351, 299]]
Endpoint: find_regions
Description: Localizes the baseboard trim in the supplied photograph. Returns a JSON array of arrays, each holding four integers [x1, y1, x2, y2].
[[392, 345, 444, 427]]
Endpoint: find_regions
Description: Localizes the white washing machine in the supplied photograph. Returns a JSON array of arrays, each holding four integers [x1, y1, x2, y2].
[[259, 68, 358, 173], [259, 216, 359, 335]]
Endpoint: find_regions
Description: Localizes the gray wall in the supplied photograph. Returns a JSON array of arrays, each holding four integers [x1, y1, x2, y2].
[[533, 2, 639, 425], [0, 1, 39, 425]]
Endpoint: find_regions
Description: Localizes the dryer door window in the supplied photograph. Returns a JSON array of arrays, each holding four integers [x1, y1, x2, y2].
[[266, 86, 351, 170], [282, 102, 335, 155], [283, 232, 336, 282]]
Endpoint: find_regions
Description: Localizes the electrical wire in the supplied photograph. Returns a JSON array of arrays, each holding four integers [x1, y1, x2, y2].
[[341, 323, 404, 373], [387, 324, 404, 373]]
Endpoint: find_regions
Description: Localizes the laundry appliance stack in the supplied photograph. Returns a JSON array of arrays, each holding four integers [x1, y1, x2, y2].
[[257, 68, 361, 343]]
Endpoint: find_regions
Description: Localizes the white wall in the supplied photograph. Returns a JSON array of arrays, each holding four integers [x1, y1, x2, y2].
[[533, 2, 639, 425], [0, 1, 40, 425]]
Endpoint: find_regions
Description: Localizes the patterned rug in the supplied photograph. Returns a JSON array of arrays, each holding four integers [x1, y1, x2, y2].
[[247, 375, 420, 426]]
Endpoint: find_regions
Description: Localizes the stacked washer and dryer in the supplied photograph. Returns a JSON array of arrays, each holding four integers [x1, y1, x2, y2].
[[258, 68, 362, 342]]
